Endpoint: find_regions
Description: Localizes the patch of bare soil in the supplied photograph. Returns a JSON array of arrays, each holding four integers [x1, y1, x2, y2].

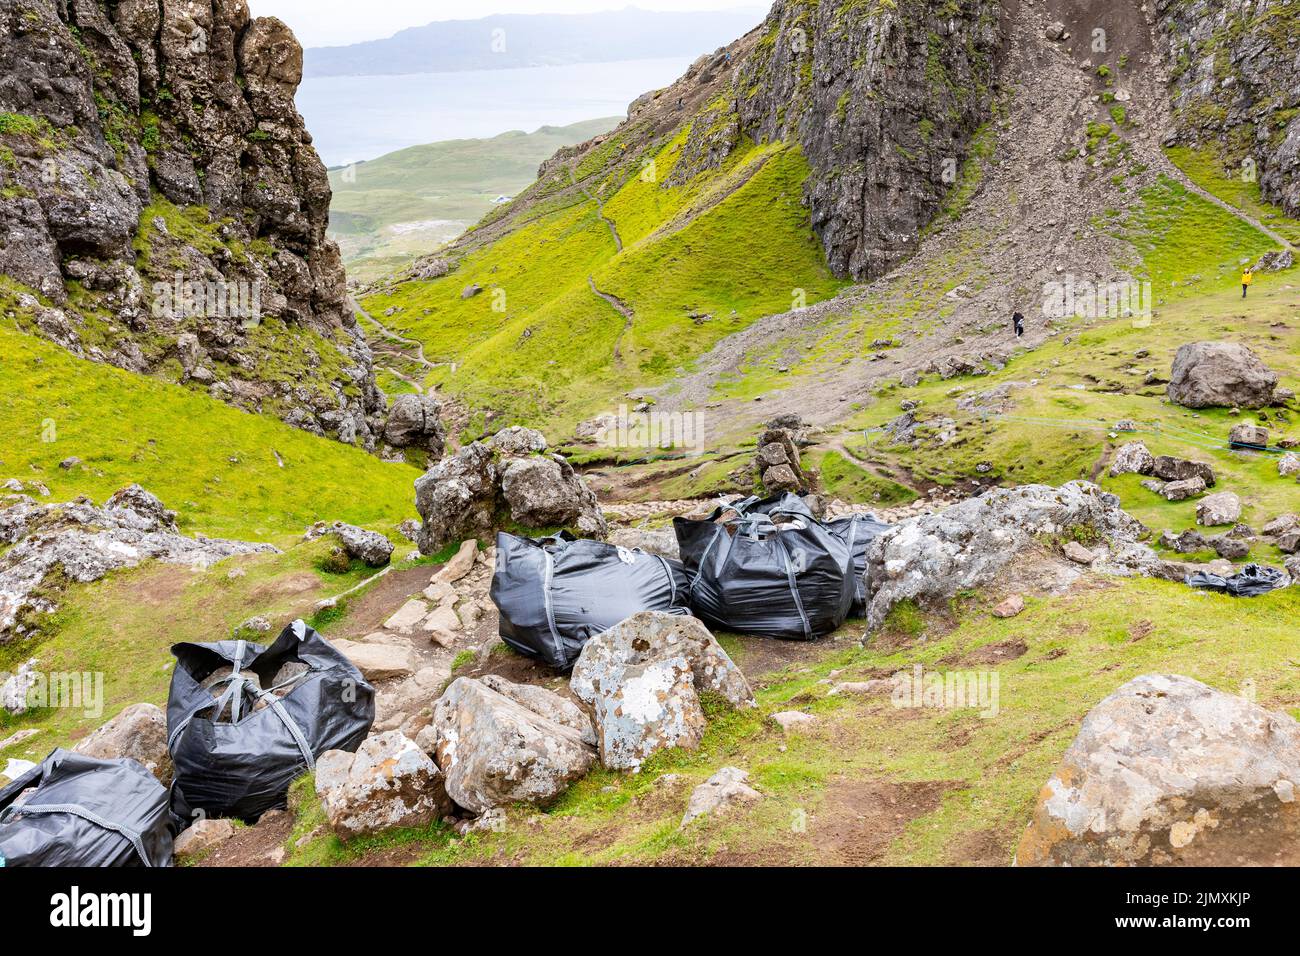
[[809, 778, 964, 866], [325, 566, 436, 642], [194, 810, 294, 868], [946, 638, 1030, 667], [945, 823, 1019, 866]]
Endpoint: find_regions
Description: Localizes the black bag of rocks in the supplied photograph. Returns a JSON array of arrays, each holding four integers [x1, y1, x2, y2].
[[491, 531, 693, 670], [167, 620, 374, 827], [824, 512, 892, 617], [674, 493, 859, 640], [1186, 563, 1290, 597], [0, 749, 173, 867]]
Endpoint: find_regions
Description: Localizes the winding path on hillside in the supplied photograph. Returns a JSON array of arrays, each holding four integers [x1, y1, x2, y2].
[[569, 165, 624, 252], [350, 295, 442, 394], [1158, 166, 1297, 254], [587, 276, 636, 364]]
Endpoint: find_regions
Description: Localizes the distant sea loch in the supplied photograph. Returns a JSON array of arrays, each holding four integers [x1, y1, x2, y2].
[[296, 57, 697, 168]]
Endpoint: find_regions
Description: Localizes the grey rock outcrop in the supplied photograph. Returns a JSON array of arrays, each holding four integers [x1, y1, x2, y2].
[[862, 482, 1147, 630], [0, 1, 384, 444], [1017, 674, 1300, 866], [414, 427, 606, 554], [382, 394, 446, 457], [1157, 0, 1300, 219], [705, 0, 1004, 280], [1167, 342, 1278, 410], [0, 485, 277, 642]]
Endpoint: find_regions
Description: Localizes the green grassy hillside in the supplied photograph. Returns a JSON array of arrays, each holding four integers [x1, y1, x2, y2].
[[362, 132, 847, 435], [329, 119, 619, 281], [0, 322, 420, 544]]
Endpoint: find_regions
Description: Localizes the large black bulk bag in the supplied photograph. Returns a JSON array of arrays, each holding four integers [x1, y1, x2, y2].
[[491, 531, 693, 669], [167, 620, 375, 826], [824, 512, 892, 617], [0, 749, 173, 867], [674, 493, 857, 640]]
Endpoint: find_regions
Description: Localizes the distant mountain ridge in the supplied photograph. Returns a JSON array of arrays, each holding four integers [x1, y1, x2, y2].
[[304, 7, 765, 77]]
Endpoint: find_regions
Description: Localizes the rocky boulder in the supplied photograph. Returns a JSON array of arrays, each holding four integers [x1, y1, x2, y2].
[[316, 731, 453, 840], [1162, 476, 1206, 502], [587, 656, 707, 771], [607, 527, 680, 561], [571, 612, 753, 771], [414, 427, 606, 555], [862, 482, 1147, 630], [681, 766, 763, 828], [304, 521, 394, 567], [570, 612, 754, 711], [383, 394, 446, 457], [1108, 441, 1154, 477], [499, 455, 603, 530], [1017, 674, 1300, 866], [430, 677, 596, 813], [72, 703, 171, 784], [173, 819, 236, 862], [1196, 491, 1242, 527], [1151, 456, 1216, 487], [1167, 342, 1278, 409], [1228, 422, 1268, 447], [0, 487, 277, 642]]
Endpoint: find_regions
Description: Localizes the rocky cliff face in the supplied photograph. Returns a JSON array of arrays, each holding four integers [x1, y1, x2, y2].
[[675, 0, 1004, 281], [1157, 0, 1300, 218], [0, 0, 384, 446]]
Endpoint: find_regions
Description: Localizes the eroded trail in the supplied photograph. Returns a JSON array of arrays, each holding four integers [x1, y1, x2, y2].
[[351, 295, 443, 394], [570, 165, 624, 252], [587, 276, 636, 363]]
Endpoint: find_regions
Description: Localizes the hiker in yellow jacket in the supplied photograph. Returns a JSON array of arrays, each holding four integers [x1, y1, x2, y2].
[[1242, 266, 1253, 298]]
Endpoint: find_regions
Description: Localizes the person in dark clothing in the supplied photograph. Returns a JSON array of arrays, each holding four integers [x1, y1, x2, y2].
[[1012, 311, 1025, 337]]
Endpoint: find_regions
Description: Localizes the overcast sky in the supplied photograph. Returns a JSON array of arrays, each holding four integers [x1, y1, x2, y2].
[[248, 1, 768, 48]]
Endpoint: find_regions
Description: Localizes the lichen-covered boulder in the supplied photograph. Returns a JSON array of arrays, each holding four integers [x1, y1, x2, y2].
[[570, 611, 753, 711], [315, 731, 453, 840], [430, 677, 595, 813], [588, 656, 707, 771], [1017, 675, 1300, 866]]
